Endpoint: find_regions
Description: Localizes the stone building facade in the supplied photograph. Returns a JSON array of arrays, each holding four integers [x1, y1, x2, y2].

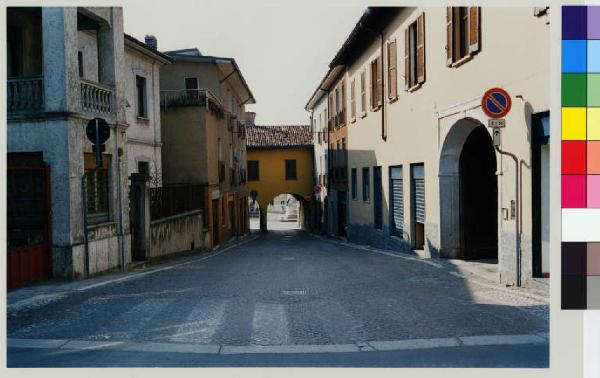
[[7, 7, 131, 282]]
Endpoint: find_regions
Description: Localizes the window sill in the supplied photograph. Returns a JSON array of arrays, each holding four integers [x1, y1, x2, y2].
[[406, 83, 422, 93], [137, 116, 150, 123], [360, 112, 367, 119], [87, 220, 115, 229], [371, 105, 382, 112], [450, 54, 473, 68], [388, 96, 398, 104], [350, 118, 356, 124]]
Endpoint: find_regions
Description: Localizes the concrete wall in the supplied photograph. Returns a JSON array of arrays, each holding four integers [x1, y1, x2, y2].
[[149, 210, 205, 258], [340, 7, 549, 285]]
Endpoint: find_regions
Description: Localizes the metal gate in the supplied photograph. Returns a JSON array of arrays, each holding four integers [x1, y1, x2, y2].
[[390, 166, 404, 236], [411, 164, 425, 250], [7, 164, 52, 289]]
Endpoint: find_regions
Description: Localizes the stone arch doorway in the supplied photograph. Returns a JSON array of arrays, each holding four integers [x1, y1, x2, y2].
[[252, 192, 307, 232], [439, 118, 499, 260]]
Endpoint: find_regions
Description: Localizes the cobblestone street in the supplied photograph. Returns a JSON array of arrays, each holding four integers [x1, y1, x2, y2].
[[7, 229, 548, 367]]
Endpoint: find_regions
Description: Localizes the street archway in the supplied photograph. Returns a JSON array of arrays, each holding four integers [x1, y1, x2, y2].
[[439, 118, 499, 260]]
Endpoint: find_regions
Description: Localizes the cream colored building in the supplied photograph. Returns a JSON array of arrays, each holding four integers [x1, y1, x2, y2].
[[310, 7, 550, 285], [123, 35, 172, 183]]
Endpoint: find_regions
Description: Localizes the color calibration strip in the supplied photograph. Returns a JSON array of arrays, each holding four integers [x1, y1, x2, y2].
[[562, 6, 600, 309]]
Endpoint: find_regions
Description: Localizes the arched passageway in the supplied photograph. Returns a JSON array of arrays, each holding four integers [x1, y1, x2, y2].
[[249, 193, 307, 232], [439, 118, 499, 261]]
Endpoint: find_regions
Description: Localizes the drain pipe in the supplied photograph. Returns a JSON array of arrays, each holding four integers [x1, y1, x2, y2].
[[359, 21, 386, 141], [495, 145, 521, 287], [116, 130, 126, 273]]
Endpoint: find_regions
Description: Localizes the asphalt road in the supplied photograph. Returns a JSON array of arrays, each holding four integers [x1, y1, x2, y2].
[[7, 229, 549, 367]]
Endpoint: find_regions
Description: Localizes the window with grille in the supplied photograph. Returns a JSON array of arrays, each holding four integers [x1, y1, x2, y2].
[[84, 153, 110, 224], [285, 159, 297, 180]]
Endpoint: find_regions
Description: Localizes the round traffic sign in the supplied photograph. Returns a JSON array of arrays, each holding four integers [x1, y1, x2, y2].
[[481, 88, 512, 119], [85, 118, 110, 145]]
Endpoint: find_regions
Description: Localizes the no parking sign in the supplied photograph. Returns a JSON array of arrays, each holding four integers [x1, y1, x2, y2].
[[481, 87, 512, 119]]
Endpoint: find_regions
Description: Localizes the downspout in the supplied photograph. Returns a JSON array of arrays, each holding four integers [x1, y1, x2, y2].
[[116, 129, 126, 273]]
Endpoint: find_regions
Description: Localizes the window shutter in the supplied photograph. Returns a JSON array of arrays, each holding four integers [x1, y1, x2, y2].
[[417, 13, 425, 84], [468, 7, 480, 53], [350, 78, 356, 119], [388, 40, 398, 99], [376, 57, 383, 106], [361, 70, 366, 113], [404, 28, 410, 89], [371, 60, 377, 109], [446, 7, 453, 66]]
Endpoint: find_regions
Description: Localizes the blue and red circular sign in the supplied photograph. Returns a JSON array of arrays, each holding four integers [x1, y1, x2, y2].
[[481, 87, 512, 119]]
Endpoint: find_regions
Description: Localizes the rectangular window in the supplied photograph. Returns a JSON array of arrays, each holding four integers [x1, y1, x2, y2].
[[136, 75, 147, 117], [185, 77, 198, 98], [248, 160, 259, 181], [84, 153, 110, 224], [78, 51, 84, 78], [360, 70, 367, 115], [390, 166, 404, 237], [447, 7, 480, 66], [404, 13, 426, 89], [138, 161, 149, 176], [285, 159, 297, 180], [340, 81, 346, 124], [370, 57, 382, 109], [362, 167, 370, 202], [351, 168, 357, 200], [387, 40, 397, 100]]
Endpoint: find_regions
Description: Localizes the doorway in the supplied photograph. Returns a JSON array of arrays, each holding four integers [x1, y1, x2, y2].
[[212, 198, 220, 246], [130, 174, 148, 261], [459, 125, 498, 260]]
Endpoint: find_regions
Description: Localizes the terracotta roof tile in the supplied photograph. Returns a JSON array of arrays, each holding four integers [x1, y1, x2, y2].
[[247, 125, 313, 148]]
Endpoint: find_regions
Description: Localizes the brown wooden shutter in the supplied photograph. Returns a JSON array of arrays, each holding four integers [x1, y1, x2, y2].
[[388, 40, 398, 99], [416, 13, 425, 84], [376, 57, 383, 106], [350, 78, 356, 119], [469, 7, 480, 53], [446, 7, 453, 66], [371, 60, 377, 109], [361, 70, 366, 113], [404, 28, 410, 89]]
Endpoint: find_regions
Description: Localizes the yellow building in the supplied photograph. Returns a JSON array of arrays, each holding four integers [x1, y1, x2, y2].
[[245, 118, 314, 230]]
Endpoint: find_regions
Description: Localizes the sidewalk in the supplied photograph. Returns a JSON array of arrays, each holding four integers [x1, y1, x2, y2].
[[7, 234, 256, 313]]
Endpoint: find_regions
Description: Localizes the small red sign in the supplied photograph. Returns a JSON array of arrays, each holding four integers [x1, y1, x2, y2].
[[481, 87, 512, 119]]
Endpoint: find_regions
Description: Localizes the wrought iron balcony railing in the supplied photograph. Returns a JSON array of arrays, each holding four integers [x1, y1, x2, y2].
[[160, 88, 225, 118]]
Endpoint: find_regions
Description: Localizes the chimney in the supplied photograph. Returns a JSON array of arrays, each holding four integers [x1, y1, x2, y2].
[[245, 112, 256, 127], [145, 35, 157, 50]]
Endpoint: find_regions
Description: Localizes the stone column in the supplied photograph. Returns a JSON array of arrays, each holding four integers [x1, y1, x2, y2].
[[439, 173, 461, 258], [259, 208, 268, 232], [42, 7, 79, 112]]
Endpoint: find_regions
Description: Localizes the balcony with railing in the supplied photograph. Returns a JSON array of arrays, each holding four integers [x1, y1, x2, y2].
[[160, 89, 225, 119], [7, 76, 44, 114], [80, 79, 114, 115]]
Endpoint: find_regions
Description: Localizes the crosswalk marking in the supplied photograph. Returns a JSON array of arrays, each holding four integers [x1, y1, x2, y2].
[[167, 299, 226, 344], [251, 303, 290, 345]]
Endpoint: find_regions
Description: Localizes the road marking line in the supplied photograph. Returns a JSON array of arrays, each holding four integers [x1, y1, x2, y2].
[[251, 303, 290, 346], [167, 299, 226, 344]]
